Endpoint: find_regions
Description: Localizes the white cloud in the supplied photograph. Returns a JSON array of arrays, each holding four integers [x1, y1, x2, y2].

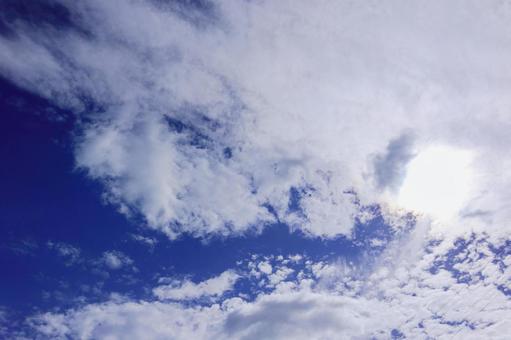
[[28, 229, 511, 339], [3, 2, 511, 338], [2, 0, 511, 239], [268, 267, 293, 287], [131, 234, 158, 248], [153, 270, 239, 301], [257, 261, 272, 275], [102, 251, 133, 270], [29, 301, 226, 340]]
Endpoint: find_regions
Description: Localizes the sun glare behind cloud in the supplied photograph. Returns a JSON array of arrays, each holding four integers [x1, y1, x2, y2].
[[397, 145, 475, 221]]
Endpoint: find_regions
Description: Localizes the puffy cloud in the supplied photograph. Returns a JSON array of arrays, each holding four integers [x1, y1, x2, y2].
[[27, 229, 511, 339], [29, 300, 226, 340], [153, 270, 239, 301], [102, 251, 133, 270], [268, 267, 294, 287], [1, 0, 511, 239], [257, 261, 272, 275]]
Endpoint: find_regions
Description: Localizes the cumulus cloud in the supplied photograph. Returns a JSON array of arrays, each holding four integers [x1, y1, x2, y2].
[[1, 0, 511, 239], [102, 251, 133, 270], [153, 270, 239, 301], [257, 261, 272, 275], [27, 229, 511, 339], [29, 300, 226, 340]]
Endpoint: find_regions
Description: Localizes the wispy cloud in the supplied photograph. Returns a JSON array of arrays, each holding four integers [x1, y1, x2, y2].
[[47, 241, 81, 266]]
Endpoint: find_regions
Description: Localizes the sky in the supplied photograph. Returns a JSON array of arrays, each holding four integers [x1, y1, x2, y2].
[[0, 0, 510, 339]]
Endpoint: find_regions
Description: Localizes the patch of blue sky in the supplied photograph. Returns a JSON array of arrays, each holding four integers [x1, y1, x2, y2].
[[428, 233, 511, 291]]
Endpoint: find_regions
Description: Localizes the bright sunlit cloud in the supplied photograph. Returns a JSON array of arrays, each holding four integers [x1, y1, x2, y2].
[[397, 145, 475, 221]]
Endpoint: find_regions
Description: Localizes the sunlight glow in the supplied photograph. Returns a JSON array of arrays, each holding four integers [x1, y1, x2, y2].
[[397, 145, 475, 221]]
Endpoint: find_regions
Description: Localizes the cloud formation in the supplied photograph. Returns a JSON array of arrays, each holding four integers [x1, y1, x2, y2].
[[154, 270, 239, 301], [27, 230, 511, 339], [1, 0, 510, 240], [47, 241, 81, 266], [2, 2, 510, 338], [102, 251, 133, 270]]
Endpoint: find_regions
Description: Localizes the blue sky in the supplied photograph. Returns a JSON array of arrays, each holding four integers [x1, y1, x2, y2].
[[1, 1, 510, 339]]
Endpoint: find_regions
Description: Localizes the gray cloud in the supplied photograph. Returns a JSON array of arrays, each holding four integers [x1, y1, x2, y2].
[[373, 133, 416, 192]]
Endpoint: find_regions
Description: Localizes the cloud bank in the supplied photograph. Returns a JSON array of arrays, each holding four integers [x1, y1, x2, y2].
[[2, 0, 511, 240]]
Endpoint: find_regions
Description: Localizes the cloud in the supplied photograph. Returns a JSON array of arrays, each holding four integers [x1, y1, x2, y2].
[[223, 291, 398, 340], [131, 234, 158, 248], [2, 2, 511, 338], [153, 270, 239, 301], [102, 251, 133, 270], [5, 239, 38, 256], [372, 133, 416, 192], [257, 261, 272, 275], [47, 241, 81, 266], [29, 300, 226, 340], [27, 228, 511, 339], [1, 0, 511, 242]]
